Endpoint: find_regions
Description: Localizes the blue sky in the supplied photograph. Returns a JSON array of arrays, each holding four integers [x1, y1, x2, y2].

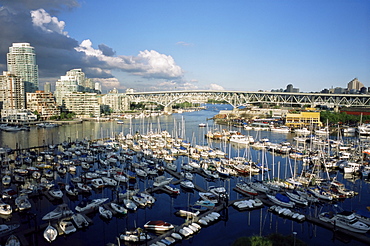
[[0, 0, 369, 92]]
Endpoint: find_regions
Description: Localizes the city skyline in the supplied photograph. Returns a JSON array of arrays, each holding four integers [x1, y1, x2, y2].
[[0, 0, 368, 93]]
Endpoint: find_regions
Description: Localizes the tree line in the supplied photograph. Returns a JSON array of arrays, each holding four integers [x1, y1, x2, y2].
[[320, 111, 370, 125]]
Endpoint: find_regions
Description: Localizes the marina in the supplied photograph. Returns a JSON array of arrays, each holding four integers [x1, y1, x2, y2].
[[0, 104, 369, 246]]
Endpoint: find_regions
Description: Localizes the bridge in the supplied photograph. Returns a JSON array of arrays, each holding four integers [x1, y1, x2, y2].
[[126, 90, 370, 112]]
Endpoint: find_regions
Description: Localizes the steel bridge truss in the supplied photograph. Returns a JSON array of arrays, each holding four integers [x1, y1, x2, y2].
[[127, 90, 370, 109]]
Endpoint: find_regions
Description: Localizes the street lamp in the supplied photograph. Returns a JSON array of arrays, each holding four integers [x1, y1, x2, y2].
[[293, 231, 297, 246]]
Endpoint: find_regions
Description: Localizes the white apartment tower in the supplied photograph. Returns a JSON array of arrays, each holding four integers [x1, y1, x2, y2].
[[54, 69, 100, 106], [7, 43, 39, 93], [54, 73, 80, 105]]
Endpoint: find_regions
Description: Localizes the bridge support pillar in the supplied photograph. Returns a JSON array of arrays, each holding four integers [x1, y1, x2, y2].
[[164, 106, 172, 114]]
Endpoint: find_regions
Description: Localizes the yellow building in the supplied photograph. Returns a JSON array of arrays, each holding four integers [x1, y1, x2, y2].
[[285, 111, 322, 128]]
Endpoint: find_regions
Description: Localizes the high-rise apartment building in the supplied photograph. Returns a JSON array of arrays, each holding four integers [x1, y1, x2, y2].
[[95, 82, 102, 93], [0, 71, 25, 110], [7, 43, 39, 93], [347, 78, 364, 91], [54, 69, 101, 106], [0, 71, 37, 121], [44, 82, 51, 93]]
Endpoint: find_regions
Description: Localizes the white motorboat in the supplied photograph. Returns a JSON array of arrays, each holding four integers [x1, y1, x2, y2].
[[48, 186, 63, 199], [132, 194, 148, 207], [44, 224, 57, 243], [153, 176, 173, 187], [101, 176, 118, 186], [194, 200, 215, 209], [164, 184, 180, 194], [113, 174, 128, 183], [2, 175, 11, 186], [285, 192, 308, 206], [267, 194, 295, 208], [208, 186, 229, 199], [181, 172, 194, 180], [199, 192, 218, 204], [233, 200, 254, 210], [357, 124, 370, 135], [177, 209, 200, 218], [15, 194, 31, 211], [135, 168, 148, 177], [120, 228, 151, 242], [123, 198, 138, 211], [179, 227, 192, 237], [65, 183, 78, 196], [315, 127, 329, 135], [171, 232, 183, 240], [270, 126, 291, 133], [0, 201, 13, 215], [75, 198, 109, 213], [138, 193, 155, 204], [59, 218, 76, 235], [203, 169, 219, 179], [235, 182, 258, 196], [249, 181, 269, 193], [99, 206, 113, 219], [319, 211, 370, 233], [229, 135, 252, 145], [342, 126, 356, 133], [91, 178, 105, 189], [71, 213, 89, 229], [76, 183, 92, 193], [110, 202, 127, 215], [180, 180, 195, 190], [308, 187, 333, 200], [144, 220, 174, 231], [333, 211, 369, 233], [42, 203, 74, 220], [294, 127, 311, 135]]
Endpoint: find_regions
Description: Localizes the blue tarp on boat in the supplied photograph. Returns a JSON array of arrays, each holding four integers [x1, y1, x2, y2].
[[275, 193, 290, 203]]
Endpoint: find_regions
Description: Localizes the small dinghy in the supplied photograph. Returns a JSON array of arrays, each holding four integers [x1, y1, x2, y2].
[[111, 202, 127, 215], [44, 224, 57, 243], [5, 234, 20, 246], [99, 206, 113, 220]]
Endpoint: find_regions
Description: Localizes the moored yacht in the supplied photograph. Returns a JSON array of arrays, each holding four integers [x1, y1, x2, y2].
[[319, 211, 369, 233], [144, 220, 174, 231], [267, 193, 295, 208], [42, 204, 73, 220], [357, 123, 370, 135]]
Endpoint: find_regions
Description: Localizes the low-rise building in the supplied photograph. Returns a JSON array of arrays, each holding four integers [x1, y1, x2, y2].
[[26, 91, 59, 120], [285, 111, 322, 128], [1, 109, 37, 122], [63, 92, 100, 117]]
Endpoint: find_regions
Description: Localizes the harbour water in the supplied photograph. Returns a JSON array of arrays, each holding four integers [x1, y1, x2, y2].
[[0, 104, 369, 246]]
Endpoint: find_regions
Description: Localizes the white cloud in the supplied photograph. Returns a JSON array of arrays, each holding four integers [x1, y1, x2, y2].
[[93, 78, 123, 91], [135, 50, 183, 79], [207, 83, 225, 90], [31, 8, 68, 35], [75, 39, 184, 80]]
